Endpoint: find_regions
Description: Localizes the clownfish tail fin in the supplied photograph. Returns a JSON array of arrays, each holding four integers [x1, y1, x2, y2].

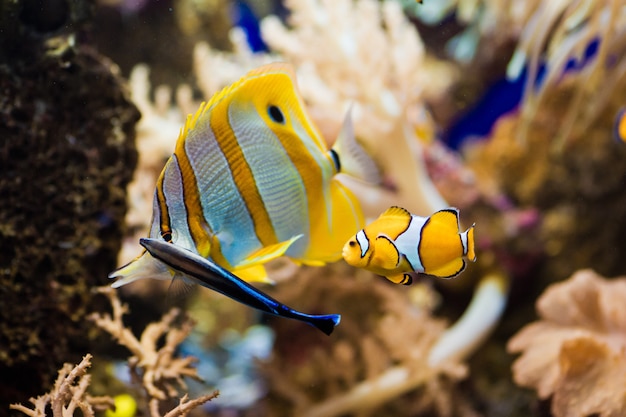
[[463, 223, 476, 262]]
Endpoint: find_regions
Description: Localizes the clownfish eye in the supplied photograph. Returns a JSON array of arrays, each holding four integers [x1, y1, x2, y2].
[[268, 105, 285, 124], [348, 240, 357, 247]]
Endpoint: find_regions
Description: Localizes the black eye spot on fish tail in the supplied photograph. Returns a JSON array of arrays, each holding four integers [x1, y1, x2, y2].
[[329, 149, 341, 172], [268, 105, 285, 124]]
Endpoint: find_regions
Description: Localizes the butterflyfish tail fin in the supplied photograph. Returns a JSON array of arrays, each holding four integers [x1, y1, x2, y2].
[[464, 223, 476, 262], [236, 235, 303, 270], [430, 207, 461, 231], [427, 258, 466, 279], [109, 251, 173, 288], [372, 235, 401, 270], [331, 107, 381, 184]]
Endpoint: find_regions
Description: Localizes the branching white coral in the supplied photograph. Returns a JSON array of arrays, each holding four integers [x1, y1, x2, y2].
[[510, 0, 626, 150], [260, 0, 451, 217], [10, 354, 114, 417], [508, 269, 626, 417], [89, 287, 203, 401]]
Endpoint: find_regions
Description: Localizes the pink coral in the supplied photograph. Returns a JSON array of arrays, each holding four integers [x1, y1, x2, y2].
[[508, 269, 626, 417]]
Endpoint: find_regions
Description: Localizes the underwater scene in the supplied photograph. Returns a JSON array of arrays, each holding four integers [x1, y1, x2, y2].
[[2, 0, 626, 416]]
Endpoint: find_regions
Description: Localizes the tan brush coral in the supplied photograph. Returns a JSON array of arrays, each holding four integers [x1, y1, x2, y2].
[[89, 286, 219, 417], [508, 269, 626, 417], [259, 265, 470, 417], [10, 354, 114, 417]]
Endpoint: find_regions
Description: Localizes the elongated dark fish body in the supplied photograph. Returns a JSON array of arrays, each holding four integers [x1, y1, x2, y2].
[[140, 238, 340, 335]]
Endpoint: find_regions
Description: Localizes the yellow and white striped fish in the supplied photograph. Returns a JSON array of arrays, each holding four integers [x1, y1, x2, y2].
[[342, 206, 476, 285], [110, 63, 379, 287]]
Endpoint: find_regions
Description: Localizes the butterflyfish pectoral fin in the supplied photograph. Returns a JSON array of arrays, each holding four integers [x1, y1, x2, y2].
[[233, 264, 273, 284], [166, 274, 197, 305], [426, 258, 466, 279], [386, 273, 414, 285], [372, 235, 401, 270], [331, 107, 381, 184], [236, 235, 303, 269]]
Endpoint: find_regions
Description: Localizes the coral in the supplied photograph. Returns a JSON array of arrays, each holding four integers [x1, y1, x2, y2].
[[465, 71, 626, 280], [412, 0, 626, 151], [0, 31, 139, 409], [191, 0, 455, 218], [89, 286, 220, 416], [90, 287, 201, 401], [258, 264, 470, 417], [10, 354, 114, 417], [508, 269, 626, 417]]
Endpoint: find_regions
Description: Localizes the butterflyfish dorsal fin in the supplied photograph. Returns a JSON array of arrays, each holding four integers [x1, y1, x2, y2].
[[244, 62, 296, 79], [177, 63, 298, 144], [236, 235, 303, 269], [380, 206, 412, 220], [429, 208, 461, 232], [331, 107, 381, 184], [426, 258, 466, 279], [372, 235, 401, 270]]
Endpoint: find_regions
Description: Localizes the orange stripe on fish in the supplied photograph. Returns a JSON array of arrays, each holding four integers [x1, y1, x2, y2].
[[173, 121, 213, 258], [210, 94, 278, 248], [343, 206, 476, 284]]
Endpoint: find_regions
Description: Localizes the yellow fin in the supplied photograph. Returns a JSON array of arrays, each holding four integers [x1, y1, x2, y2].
[[386, 273, 414, 285], [426, 258, 466, 279], [429, 208, 461, 231], [466, 224, 476, 262], [379, 206, 412, 220], [236, 235, 303, 268], [233, 264, 273, 284], [372, 235, 401, 270]]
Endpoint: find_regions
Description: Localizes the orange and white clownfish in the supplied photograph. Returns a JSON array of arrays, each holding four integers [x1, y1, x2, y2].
[[109, 63, 380, 289], [342, 206, 476, 285]]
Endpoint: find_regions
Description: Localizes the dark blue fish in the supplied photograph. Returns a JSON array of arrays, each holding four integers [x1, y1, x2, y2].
[[139, 238, 340, 336]]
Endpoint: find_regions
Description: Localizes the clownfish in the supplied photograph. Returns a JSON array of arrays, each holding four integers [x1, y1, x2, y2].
[[342, 206, 476, 285], [614, 107, 626, 143], [110, 63, 379, 288]]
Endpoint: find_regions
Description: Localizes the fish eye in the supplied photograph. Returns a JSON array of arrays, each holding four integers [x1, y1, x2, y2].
[[161, 231, 172, 242], [348, 240, 357, 247], [268, 105, 285, 124]]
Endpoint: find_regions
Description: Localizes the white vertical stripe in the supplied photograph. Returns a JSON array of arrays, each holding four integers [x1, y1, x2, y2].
[[228, 103, 310, 257], [393, 215, 427, 272], [183, 117, 261, 266]]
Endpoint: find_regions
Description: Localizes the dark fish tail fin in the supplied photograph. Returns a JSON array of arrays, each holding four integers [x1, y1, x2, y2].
[[307, 314, 341, 336]]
